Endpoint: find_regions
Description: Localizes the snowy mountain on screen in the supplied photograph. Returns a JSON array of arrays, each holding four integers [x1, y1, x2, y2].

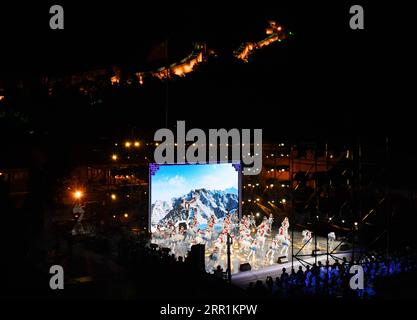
[[223, 187, 238, 195], [151, 200, 173, 225], [151, 188, 238, 225]]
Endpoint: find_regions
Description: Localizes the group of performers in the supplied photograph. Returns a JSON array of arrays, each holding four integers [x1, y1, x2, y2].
[[237, 214, 291, 263], [300, 230, 337, 252], [151, 187, 342, 274], [151, 204, 298, 271], [151, 206, 339, 274], [151, 208, 240, 259]]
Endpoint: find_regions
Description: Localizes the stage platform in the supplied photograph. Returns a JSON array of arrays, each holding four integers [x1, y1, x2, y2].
[[231, 251, 352, 288], [205, 230, 350, 278]]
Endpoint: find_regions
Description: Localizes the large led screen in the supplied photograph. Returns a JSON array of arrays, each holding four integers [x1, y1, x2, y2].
[[149, 163, 241, 262]]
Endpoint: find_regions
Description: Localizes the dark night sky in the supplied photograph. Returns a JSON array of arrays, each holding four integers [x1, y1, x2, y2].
[[0, 2, 415, 164]]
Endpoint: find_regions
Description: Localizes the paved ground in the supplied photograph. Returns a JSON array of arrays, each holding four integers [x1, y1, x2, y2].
[[205, 230, 344, 273], [231, 251, 352, 288]]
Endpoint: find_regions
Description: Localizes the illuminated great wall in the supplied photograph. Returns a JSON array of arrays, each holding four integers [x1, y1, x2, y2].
[[110, 21, 289, 86], [234, 21, 288, 62], [41, 20, 290, 92]]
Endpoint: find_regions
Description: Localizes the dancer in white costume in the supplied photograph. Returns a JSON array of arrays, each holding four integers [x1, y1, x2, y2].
[[328, 232, 336, 250], [214, 233, 226, 254], [223, 214, 230, 232], [218, 228, 233, 254], [268, 214, 274, 229], [247, 239, 259, 261], [203, 228, 213, 246], [195, 229, 205, 245], [172, 225, 187, 253], [208, 215, 216, 228], [204, 216, 216, 245], [164, 221, 175, 247], [232, 256, 240, 274], [265, 238, 280, 261], [275, 226, 291, 256], [156, 229, 167, 248], [152, 225, 162, 245], [275, 225, 286, 240], [257, 216, 268, 229], [186, 215, 198, 240], [238, 215, 251, 244], [280, 234, 291, 256], [240, 234, 253, 252], [248, 213, 256, 228], [208, 247, 220, 270], [241, 214, 247, 224], [281, 217, 289, 236], [302, 230, 313, 252], [170, 228, 178, 253], [229, 214, 238, 235], [238, 225, 248, 240], [256, 224, 269, 250], [175, 226, 187, 257]]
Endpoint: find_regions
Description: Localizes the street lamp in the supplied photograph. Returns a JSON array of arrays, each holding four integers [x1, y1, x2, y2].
[[134, 141, 140, 147], [74, 191, 82, 199], [111, 194, 117, 200], [125, 141, 131, 148], [112, 154, 118, 161], [73, 190, 83, 202]]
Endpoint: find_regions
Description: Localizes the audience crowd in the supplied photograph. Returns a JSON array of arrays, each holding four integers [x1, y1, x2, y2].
[[245, 248, 417, 299]]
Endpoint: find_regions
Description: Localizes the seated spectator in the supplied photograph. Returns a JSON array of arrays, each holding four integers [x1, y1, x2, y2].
[[265, 276, 273, 292], [311, 263, 319, 277], [272, 277, 281, 294], [296, 266, 305, 284], [290, 268, 297, 285], [214, 265, 224, 279], [254, 280, 268, 295], [281, 268, 289, 285]]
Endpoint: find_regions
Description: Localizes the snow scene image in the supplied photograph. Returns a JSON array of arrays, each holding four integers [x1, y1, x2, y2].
[[150, 163, 239, 231], [152, 188, 238, 227], [150, 163, 241, 266], [150, 163, 295, 274]]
